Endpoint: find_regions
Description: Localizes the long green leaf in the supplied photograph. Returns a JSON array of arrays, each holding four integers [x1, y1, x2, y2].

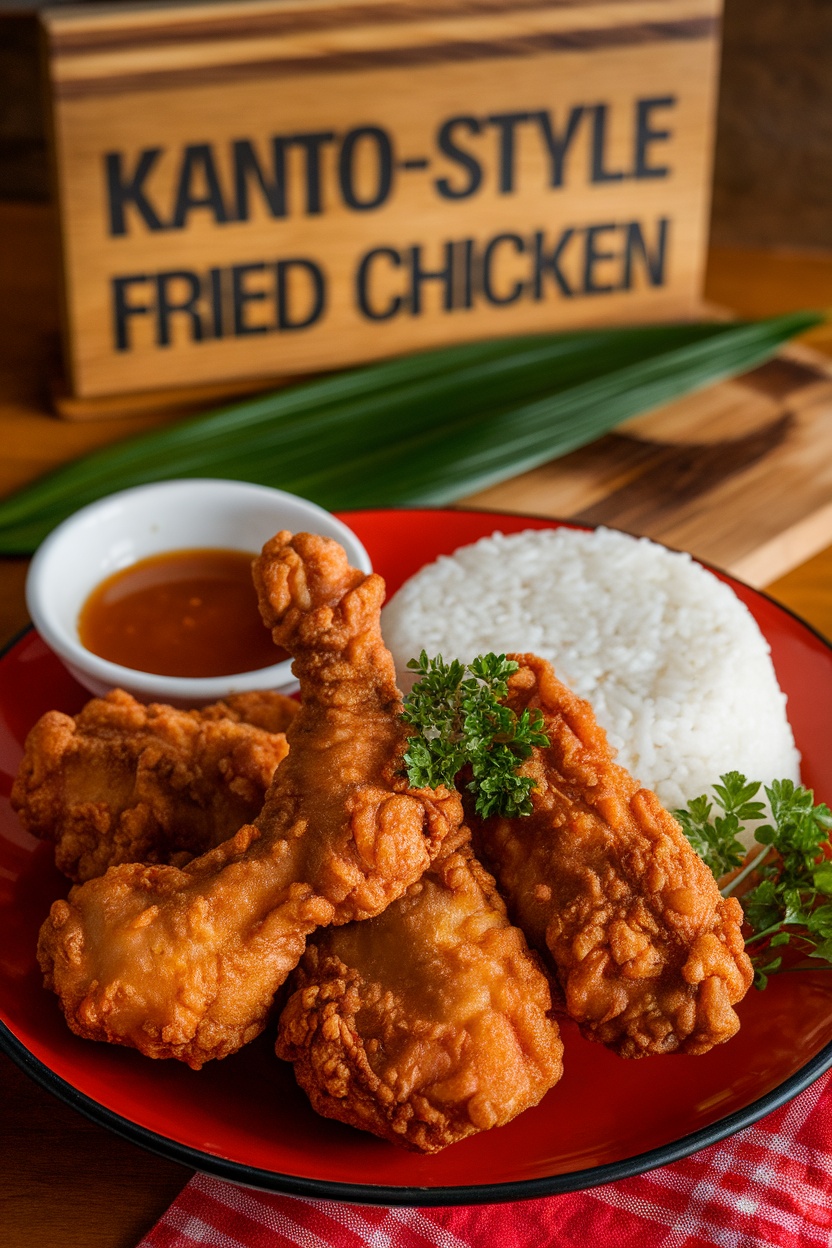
[[0, 313, 820, 553]]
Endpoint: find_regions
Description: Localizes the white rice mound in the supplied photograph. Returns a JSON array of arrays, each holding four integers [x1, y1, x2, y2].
[[382, 526, 801, 813]]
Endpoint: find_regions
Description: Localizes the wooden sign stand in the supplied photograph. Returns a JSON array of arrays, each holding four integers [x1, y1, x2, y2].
[[42, 0, 723, 405]]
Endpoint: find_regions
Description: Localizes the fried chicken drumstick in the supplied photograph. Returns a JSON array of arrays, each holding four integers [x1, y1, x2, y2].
[[13, 688, 297, 883], [471, 654, 753, 1058], [277, 827, 563, 1152], [37, 532, 462, 1068]]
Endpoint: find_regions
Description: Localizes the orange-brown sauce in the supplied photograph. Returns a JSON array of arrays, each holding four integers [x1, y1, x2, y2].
[[78, 548, 286, 678]]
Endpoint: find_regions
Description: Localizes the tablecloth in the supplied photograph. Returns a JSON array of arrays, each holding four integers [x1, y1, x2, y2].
[[139, 1067, 832, 1248]]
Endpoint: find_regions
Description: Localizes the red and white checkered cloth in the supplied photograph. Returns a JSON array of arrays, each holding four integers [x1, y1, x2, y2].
[[139, 1069, 832, 1248]]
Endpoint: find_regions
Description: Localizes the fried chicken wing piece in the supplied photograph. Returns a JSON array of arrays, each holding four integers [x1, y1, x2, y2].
[[472, 654, 753, 1059], [277, 827, 563, 1152], [12, 689, 297, 882], [217, 690, 299, 735], [37, 533, 462, 1068]]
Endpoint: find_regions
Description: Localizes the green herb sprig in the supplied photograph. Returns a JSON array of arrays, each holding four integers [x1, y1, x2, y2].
[[675, 772, 832, 988], [402, 652, 549, 818], [0, 313, 821, 553], [673, 771, 765, 877]]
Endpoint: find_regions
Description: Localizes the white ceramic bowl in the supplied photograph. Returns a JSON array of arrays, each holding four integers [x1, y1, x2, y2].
[[25, 479, 372, 706]]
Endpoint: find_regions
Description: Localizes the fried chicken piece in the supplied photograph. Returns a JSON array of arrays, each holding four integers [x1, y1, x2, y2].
[[277, 827, 563, 1152], [218, 690, 299, 735], [471, 654, 753, 1059], [12, 689, 298, 883], [37, 533, 462, 1068]]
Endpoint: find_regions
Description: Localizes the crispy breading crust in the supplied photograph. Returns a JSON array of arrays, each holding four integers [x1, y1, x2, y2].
[[278, 831, 563, 1152], [472, 654, 753, 1058], [36, 533, 462, 1067], [12, 689, 297, 882]]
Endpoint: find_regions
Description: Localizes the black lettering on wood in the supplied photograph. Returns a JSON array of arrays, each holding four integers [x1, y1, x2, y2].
[[290, 132, 335, 215], [232, 138, 288, 220], [486, 112, 531, 194], [355, 247, 403, 320], [590, 105, 626, 184], [276, 258, 326, 329], [623, 217, 669, 287], [339, 126, 394, 211], [172, 144, 230, 229], [535, 107, 585, 188], [208, 266, 225, 338], [635, 96, 675, 179], [531, 228, 575, 298], [155, 270, 204, 345], [583, 223, 619, 294], [482, 233, 526, 304], [231, 262, 268, 335], [434, 117, 483, 200], [459, 238, 475, 309], [105, 149, 165, 236], [112, 274, 152, 349], [409, 242, 455, 314]]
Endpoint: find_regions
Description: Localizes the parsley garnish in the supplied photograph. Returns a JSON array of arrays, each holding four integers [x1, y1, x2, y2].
[[402, 651, 549, 818], [676, 773, 832, 989], [673, 771, 766, 878]]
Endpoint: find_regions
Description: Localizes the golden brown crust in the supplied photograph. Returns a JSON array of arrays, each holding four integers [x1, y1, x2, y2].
[[36, 533, 462, 1068], [277, 835, 563, 1151], [12, 688, 295, 882], [472, 654, 753, 1058], [217, 690, 299, 735]]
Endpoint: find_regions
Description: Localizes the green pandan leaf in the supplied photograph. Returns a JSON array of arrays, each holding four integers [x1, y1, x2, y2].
[[0, 312, 821, 553]]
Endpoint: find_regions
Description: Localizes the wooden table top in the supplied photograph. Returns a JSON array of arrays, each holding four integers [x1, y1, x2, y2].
[[2, 200, 832, 1247]]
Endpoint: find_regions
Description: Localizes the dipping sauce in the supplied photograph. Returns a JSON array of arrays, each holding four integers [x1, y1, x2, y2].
[[78, 548, 286, 678]]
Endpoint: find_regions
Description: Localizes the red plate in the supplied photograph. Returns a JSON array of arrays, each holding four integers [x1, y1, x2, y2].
[[2, 508, 832, 1205]]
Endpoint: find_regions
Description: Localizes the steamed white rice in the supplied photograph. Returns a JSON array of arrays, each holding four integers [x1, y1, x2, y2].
[[382, 527, 801, 813]]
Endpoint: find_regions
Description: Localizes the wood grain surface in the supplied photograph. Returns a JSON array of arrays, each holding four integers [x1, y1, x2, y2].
[[42, 0, 719, 396], [4, 201, 832, 587], [2, 197, 832, 1247], [465, 339, 832, 585]]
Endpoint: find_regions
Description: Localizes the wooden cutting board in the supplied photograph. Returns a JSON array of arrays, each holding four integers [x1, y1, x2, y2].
[[464, 339, 832, 587]]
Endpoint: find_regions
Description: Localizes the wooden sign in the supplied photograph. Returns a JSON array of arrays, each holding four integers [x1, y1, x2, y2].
[[41, 0, 722, 400]]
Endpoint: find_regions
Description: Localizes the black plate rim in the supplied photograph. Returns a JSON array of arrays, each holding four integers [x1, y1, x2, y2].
[[3, 506, 832, 1207], [3, 1012, 831, 1207]]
